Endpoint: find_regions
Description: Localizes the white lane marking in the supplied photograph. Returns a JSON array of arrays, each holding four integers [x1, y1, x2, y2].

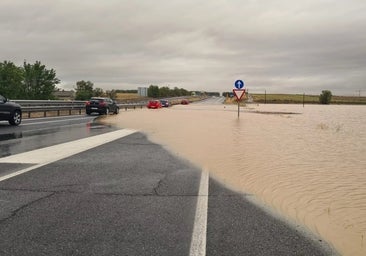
[[190, 170, 209, 256], [0, 129, 136, 182], [0, 163, 52, 183]]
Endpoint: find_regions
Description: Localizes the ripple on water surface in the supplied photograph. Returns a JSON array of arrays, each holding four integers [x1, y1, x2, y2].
[[103, 103, 366, 256]]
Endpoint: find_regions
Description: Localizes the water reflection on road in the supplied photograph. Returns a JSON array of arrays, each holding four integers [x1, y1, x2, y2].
[[0, 118, 117, 157]]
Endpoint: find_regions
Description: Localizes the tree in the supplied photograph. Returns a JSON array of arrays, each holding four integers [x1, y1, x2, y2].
[[179, 88, 189, 96], [75, 80, 94, 100], [0, 61, 24, 99], [173, 87, 182, 96], [93, 87, 104, 97], [159, 86, 170, 97], [148, 85, 159, 98], [319, 90, 332, 104], [23, 61, 60, 100], [105, 89, 117, 99]]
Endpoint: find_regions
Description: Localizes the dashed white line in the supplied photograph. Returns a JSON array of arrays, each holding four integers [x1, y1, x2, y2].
[[189, 169, 209, 256]]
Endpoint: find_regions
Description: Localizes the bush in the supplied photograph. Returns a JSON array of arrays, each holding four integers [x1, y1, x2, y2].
[[319, 90, 332, 104]]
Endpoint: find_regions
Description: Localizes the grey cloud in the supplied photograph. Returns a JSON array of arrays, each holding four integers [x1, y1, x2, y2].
[[1, 0, 365, 95]]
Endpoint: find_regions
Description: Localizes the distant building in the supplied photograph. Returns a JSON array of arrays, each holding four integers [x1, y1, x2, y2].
[[53, 90, 75, 100], [138, 87, 148, 97]]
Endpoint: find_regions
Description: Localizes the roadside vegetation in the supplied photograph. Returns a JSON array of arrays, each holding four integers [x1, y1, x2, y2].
[[225, 93, 366, 105], [147, 85, 190, 98], [2, 60, 363, 105], [0, 60, 198, 101], [319, 90, 332, 104], [0, 60, 59, 100]]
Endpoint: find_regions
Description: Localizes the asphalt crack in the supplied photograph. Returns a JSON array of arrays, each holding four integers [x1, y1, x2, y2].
[[153, 177, 164, 196], [0, 191, 55, 224], [0, 187, 200, 197]]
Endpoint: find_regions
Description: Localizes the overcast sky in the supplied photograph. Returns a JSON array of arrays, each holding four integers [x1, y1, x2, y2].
[[1, 0, 365, 95]]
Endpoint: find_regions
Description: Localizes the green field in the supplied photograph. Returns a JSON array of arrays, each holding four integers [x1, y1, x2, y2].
[[117, 92, 366, 105], [227, 93, 366, 105]]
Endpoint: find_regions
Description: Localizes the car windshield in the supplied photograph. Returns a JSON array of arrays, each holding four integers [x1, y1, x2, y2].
[[90, 98, 104, 102]]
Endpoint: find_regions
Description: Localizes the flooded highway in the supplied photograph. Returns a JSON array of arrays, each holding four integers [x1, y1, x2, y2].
[[0, 103, 339, 255], [101, 98, 366, 256]]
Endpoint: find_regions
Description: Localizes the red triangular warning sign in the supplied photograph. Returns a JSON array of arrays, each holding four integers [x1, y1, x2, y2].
[[233, 89, 246, 100]]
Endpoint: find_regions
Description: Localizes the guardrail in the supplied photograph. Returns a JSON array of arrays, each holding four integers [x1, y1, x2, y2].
[[11, 100, 147, 118], [11, 96, 208, 118]]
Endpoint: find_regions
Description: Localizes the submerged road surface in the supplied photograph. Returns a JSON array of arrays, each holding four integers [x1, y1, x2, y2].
[[0, 120, 338, 255]]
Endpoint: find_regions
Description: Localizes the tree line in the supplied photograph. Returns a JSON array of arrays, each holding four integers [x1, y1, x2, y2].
[[0, 60, 194, 101], [74, 83, 192, 100], [147, 85, 190, 98], [0, 60, 114, 100], [73, 80, 119, 100], [0, 60, 59, 100]]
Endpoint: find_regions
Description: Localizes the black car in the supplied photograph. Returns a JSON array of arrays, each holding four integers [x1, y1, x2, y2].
[[160, 99, 170, 107], [85, 97, 119, 115], [0, 94, 22, 126]]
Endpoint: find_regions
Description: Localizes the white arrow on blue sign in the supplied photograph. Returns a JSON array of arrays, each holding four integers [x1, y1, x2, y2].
[[234, 80, 244, 89]]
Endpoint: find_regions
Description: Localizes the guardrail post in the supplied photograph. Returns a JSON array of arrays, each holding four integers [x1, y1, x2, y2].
[[57, 110, 60, 116], [43, 111, 47, 117]]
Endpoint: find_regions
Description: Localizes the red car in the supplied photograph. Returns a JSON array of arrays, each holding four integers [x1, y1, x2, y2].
[[147, 100, 162, 109], [181, 99, 189, 105]]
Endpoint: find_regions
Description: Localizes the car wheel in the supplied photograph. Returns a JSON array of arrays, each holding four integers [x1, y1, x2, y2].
[[86, 110, 91, 115], [114, 107, 119, 114], [105, 108, 109, 115], [9, 110, 22, 126]]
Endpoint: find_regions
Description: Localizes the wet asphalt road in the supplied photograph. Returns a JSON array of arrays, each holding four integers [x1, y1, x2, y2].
[[0, 115, 112, 157], [0, 115, 338, 255]]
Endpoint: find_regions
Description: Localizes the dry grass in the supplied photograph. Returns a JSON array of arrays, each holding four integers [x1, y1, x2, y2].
[[115, 93, 139, 99], [225, 93, 366, 105], [115, 93, 144, 102]]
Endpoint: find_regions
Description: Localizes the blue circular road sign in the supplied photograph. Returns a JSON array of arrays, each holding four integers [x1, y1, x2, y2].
[[234, 80, 244, 89]]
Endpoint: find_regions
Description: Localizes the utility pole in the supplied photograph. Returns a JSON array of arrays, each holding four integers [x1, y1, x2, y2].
[[264, 90, 266, 104]]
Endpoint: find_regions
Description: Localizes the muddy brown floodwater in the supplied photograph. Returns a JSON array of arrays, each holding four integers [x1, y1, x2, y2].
[[102, 100, 366, 256]]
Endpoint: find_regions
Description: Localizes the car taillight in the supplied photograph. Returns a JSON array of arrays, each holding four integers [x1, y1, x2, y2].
[[85, 101, 90, 106], [99, 101, 106, 107]]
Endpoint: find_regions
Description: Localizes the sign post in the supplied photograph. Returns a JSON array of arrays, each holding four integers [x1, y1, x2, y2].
[[233, 80, 246, 118]]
